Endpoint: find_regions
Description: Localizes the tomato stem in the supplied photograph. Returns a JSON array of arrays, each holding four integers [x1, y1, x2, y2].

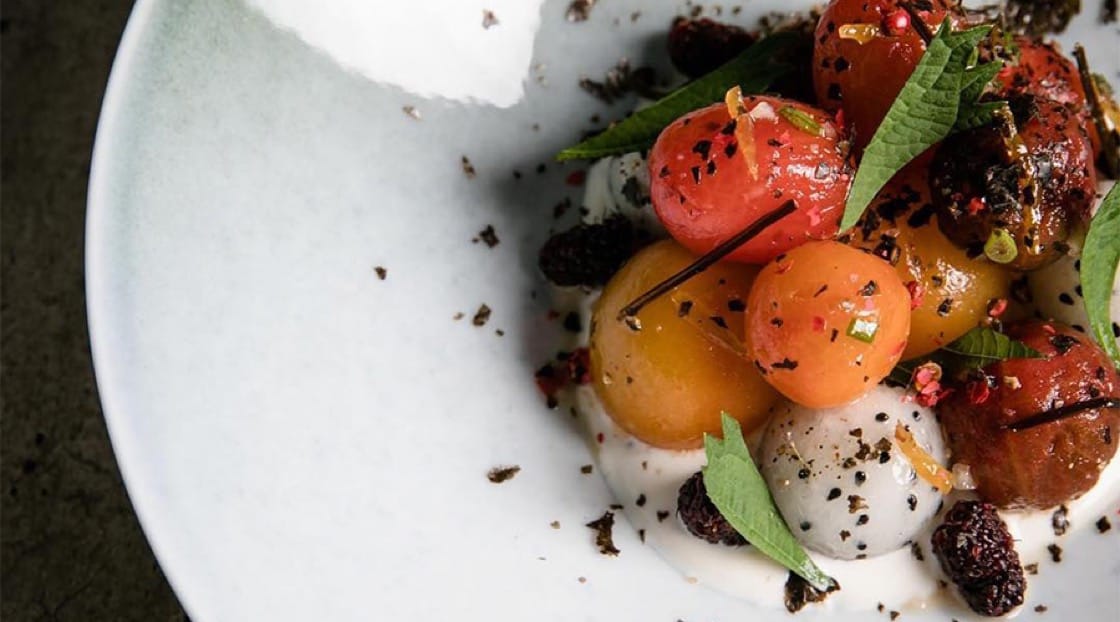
[[617, 200, 797, 326]]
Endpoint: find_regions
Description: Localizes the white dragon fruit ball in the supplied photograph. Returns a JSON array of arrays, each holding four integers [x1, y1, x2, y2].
[[759, 385, 947, 560]]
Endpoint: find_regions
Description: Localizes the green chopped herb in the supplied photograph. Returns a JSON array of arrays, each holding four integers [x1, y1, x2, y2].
[[556, 33, 799, 161], [983, 228, 1019, 264], [703, 414, 836, 592], [839, 22, 1002, 231], [1082, 183, 1120, 366], [778, 106, 823, 136], [846, 316, 879, 343]]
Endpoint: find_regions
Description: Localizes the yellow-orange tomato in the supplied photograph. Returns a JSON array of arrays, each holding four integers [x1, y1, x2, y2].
[[590, 240, 779, 449], [746, 240, 911, 408], [848, 167, 1012, 359]]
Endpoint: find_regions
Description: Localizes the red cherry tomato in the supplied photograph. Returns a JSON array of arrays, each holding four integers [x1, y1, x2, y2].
[[648, 97, 852, 264], [812, 0, 962, 148]]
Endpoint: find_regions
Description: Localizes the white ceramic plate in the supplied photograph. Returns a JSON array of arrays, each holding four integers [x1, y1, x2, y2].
[[88, 1, 1120, 620]]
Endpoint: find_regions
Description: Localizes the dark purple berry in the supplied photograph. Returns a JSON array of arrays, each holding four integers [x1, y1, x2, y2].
[[932, 501, 1026, 617], [538, 216, 642, 287], [676, 471, 746, 546], [667, 18, 755, 79]]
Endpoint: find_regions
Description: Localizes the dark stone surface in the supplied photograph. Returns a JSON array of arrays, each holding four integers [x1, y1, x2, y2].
[[1, 2, 187, 620]]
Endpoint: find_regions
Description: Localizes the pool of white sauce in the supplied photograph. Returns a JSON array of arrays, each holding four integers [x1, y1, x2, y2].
[[557, 156, 1120, 618]]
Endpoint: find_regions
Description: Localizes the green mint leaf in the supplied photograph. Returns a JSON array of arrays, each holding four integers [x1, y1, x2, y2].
[[703, 414, 835, 592], [556, 33, 798, 161], [1082, 183, 1120, 366], [839, 22, 993, 231], [959, 61, 1004, 105], [955, 100, 1007, 133], [940, 326, 1044, 367]]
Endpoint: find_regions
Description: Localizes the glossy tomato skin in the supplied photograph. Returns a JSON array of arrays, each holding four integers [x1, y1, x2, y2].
[[813, 0, 962, 148], [931, 97, 1095, 271], [848, 161, 1012, 359], [745, 240, 911, 408], [649, 99, 852, 265], [996, 36, 1099, 155], [939, 321, 1120, 509]]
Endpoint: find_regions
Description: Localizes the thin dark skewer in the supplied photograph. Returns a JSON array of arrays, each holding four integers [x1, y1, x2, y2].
[[1003, 397, 1120, 432], [618, 200, 797, 325], [899, 2, 935, 44]]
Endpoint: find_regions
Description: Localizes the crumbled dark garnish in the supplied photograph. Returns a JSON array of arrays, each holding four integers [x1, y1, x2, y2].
[[859, 280, 878, 296], [772, 358, 799, 370], [910, 542, 925, 561], [937, 298, 953, 316], [1049, 334, 1079, 354], [1025, 562, 1039, 575], [676, 471, 747, 546], [487, 465, 521, 483], [578, 58, 659, 104], [1003, 0, 1081, 35], [889, 611, 900, 621], [1051, 505, 1070, 536], [566, 0, 597, 22], [638, 529, 646, 543], [580, 464, 593, 474], [475, 225, 499, 248], [460, 155, 477, 179], [783, 571, 839, 613], [657, 510, 670, 522], [374, 266, 387, 280], [728, 298, 746, 312], [1047, 543, 1062, 563], [678, 300, 694, 317], [481, 10, 499, 28], [586, 510, 620, 555], [847, 495, 867, 513], [710, 315, 729, 329], [402, 105, 421, 120], [667, 17, 756, 79], [1035, 605, 1049, 613], [473, 304, 492, 326], [932, 501, 1026, 617], [1097, 516, 1112, 533], [875, 412, 889, 422], [538, 216, 644, 288], [563, 312, 582, 333], [1104, 0, 1118, 22], [636, 493, 647, 507]]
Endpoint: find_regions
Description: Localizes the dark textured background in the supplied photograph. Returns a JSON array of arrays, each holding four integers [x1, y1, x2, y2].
[[2, 2, 187, 619]]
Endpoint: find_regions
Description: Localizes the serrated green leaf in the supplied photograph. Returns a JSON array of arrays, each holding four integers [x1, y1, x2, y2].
[[840, 22, 990, 231], [1083, 183, 1120, 366], [702, 414, 835, 592], [955, 100, 1008, 133], [556, 33, 798, 161], [959, 61, 1004, 104], [940, 326, 1044, 367]]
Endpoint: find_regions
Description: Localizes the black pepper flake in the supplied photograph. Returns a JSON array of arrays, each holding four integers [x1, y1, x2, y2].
[[875, 412, 889, 422], [724, 143, 737, 158], [563, 312, 582, 333], [911, 542, 925, 561], [690, 166, 702, 183], [834, 56, 850, 71], [1034, 605, 1048, 613], [937, 298, 953, 316], [772, 358, 799, 370], [830, 328, 839, 342], [586, 511, 620, 556], [580, 464, 593, 474], [827, 82, 842, 100], [856, 514, 869, 525], [1048, 334, 1079, 355], [709, 315, 728, 329], [907, 494, 918, 511], [1047, 543, 1062, 563], [857, 542, 868, 550], [487, 465, 521, 483], [374, 266, 387, 280], [481, 10, 499, 28], [1058, 292, 1075, 305], [877, 603, 885, 613], [889, 611, 900, 621], [814, 284, 829, 297], [636, 493, 647, 507], [1097, 516, 1112, 533], [678, 300, 693, 317], [783, 571, 839, 613], [691, 140, 713, 160], [461, 155, 477, 178], [770, 317, 784, 327], [840, 529, 851, 541], [859, 280, 878, 296], [639, 529, 646, 543], [1051, 506, 1070, 536], [879, 451, 891, 464], [476, 225, 499, 247], [1025, 563, 1039, 575], [800, 521, 812, 531], [659, 165, 671, 178], [656, 510, 670, 522], [472, 304, 492, 326], [727, 298, 746, 312], [827, 488, 841, 501]]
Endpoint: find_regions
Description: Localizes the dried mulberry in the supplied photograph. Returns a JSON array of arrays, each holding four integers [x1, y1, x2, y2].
[[932, 501, 1026, 616], [676, 471, 746, 546]]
